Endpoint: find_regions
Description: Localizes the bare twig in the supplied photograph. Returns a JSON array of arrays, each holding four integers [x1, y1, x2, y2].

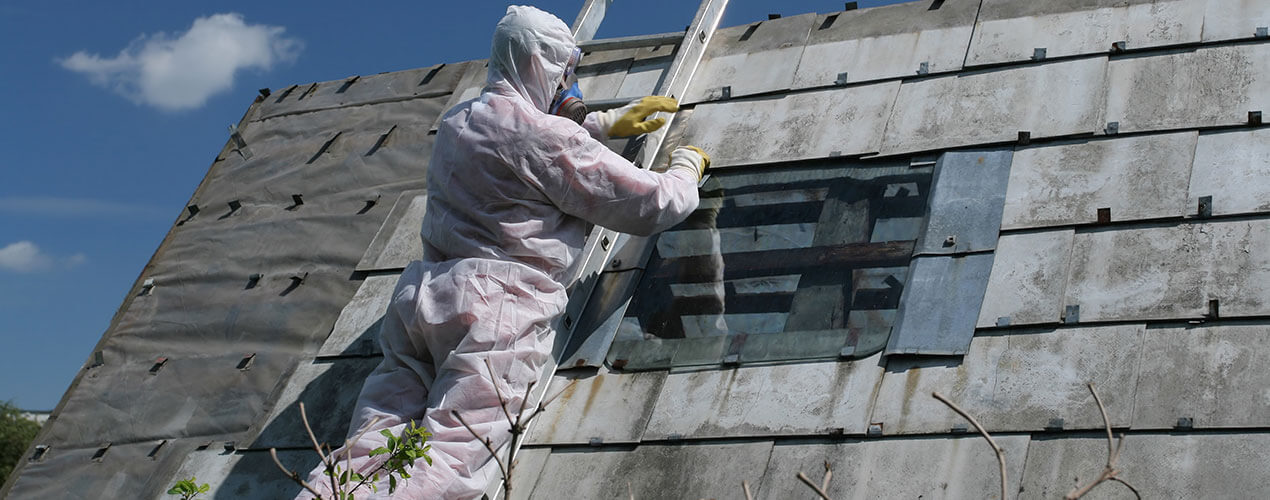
[[298, 403, 339, 497], [797, 472, 832, 500], [820, 460, 833, 493], [452, 409, 509, 482], [742, 480, 753, 500], [269, 447, 324, 499], [484, 358, 517, 427], [1064, 383, 1140, 499], [932, 391, 1007, 500], [628, 480, 635, 500]]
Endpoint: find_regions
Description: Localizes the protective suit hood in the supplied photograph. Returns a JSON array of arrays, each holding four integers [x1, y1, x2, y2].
[[489, 5, 577, 113]]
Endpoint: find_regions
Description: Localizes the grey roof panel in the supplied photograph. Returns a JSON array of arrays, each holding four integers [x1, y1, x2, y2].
[[1188, 128, 1270, 217], [885, 253, 995, 356], [1200, 0, 1270, 42], [167, 447, 318, 500], [968, 0, 1204, 66], [527, 441, 774, 500], [1064, 219, 1270, 322], [5, 440, 199, 500], [318, 274, 400, 357], [1020, 434, 1270, 499], [1132, 323, 1270, 429], [679, 81, 900, 167], [643, 355, 884, 439], [1002, 132, 1197, 229], [794, 1, 977, 87], [874, 325, 1143, 434], [916, 150, 1013, 255], [525, 371, 664, 445], [615, 44, 677, 98], [355, 191, 427, 272], [880, 57, 1108, 156], [1104, 43, 1270, 133], [43, 349, 297, 448], [255, 62, 469, 120], [755, 435, 1031, 500], [248, 357, 380, 449], [575, 48, 638, 101], [976, 229, 1075, 328], [682, 13, 818, 103]]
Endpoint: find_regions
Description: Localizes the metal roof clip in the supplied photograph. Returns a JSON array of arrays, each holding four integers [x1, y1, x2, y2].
[[1062, 305, 1080, 324], [835, 72, 849, 86], [1250, 111, 1263, 125], [1198, 195, 1213, 218], [1031, 48, 1047, 61], [141, 278, 156, 296], [916, 61, 930, 76], [228, 124, 252, 159], [1104, 121, 1119, 135], [1256, 27, 1268, 39]]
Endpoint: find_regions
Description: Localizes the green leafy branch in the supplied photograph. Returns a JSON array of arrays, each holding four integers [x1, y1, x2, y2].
[[266, 402, 432, 500], [166, 477, 209, 499]]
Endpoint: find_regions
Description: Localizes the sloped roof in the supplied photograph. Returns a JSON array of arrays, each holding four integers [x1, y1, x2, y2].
[[5, 0, 1270, 498]]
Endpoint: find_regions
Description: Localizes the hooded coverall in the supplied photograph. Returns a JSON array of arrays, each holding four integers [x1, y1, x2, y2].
[[297, 5, 702, 499]]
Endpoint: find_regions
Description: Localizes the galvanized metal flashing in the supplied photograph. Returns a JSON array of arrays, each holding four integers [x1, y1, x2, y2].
[[915, 150, 1013, 255], [885, 252, 995, 356]]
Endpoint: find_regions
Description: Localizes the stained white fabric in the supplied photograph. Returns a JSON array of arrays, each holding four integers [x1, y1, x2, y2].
[[297, 5, 699, 499]]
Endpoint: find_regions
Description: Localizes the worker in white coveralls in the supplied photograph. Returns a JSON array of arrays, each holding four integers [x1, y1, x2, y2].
[[297, 5, 709, 499]]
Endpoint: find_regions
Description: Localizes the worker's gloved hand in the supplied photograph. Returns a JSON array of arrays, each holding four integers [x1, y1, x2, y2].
[[596, 96, 679, 138], [669, 145, 710, 182]]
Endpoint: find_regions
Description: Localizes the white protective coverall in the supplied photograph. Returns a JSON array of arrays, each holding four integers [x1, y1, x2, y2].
[[298, 5, 701, 499]]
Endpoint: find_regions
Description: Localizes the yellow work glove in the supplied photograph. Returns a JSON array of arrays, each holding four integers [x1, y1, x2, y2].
[[669, 145, 710, 182], [596, 96, 679, 138]]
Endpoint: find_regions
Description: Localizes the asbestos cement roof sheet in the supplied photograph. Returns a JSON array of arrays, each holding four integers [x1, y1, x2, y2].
[[879, 57, 1109, 156], [873, 324, 1143, 435], [526, 441, 775, 499], [1132, 322, 1270, 429], [682, 13, 818, 104], [967, 0, 1204, 66], [254, 61, 470, 120], [1001, 132, 1197, 230], [642, 354, 885, 439], [1020, 433, 1270, 499], [525, 370, 664, 445], [1104, 43, 1270, 133], [976, 229, 1076, 328], [248, 357, 380, 449], [678, 81, 900, 167], [317, 273, 400, 357], [1200, 0, 1270, 42], [1188, 128, 1270, 217], [793, 0, 979, 87], [355, 190, 427, 272], [1064, 219, 1270, 322], [756, 435, 1031, 500]]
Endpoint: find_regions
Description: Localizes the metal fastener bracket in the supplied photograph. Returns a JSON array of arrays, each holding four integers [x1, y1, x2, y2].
[[227, 200, 242, 214], [916, 61, 930, 75], [1250, 111, 1263, 125], [835, 72, 849, 86], [237, 353, 256, 370], [996, 316, 1011, 327], [149, 357, 167, 374], [1111, 41, 1127, 52], [867, 423, 883, 436], [1062, 305, 1080, 324], [1045, 418, 1064, 431], [1198, 195, 1213, 218], [1256, 27, 1268, 39], [1031, 48, 1046, 61], [1105, 121, 1119, 135], [1097, 207, 1111, 224], [228, 124, 253, 159], [951, 423, 968, 433], [141, 278, 156, 296], [588, 437, 603, 446], [1175, 417, 1194, 429], [1206, 299, 1219, 319], [91, 443, 111, 462], [1017, 131, 1031, 145]]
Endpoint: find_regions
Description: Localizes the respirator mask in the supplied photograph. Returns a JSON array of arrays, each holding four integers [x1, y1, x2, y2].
[[549, 47, 587, 124]]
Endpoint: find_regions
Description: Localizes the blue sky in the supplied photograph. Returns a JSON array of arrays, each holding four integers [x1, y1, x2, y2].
[[0, 0, 907, 411]]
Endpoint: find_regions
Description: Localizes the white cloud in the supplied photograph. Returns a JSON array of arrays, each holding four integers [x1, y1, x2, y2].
[[0, 241, 52, 273], [0, 241, 87, 273], [60, 13, 301, 111]]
